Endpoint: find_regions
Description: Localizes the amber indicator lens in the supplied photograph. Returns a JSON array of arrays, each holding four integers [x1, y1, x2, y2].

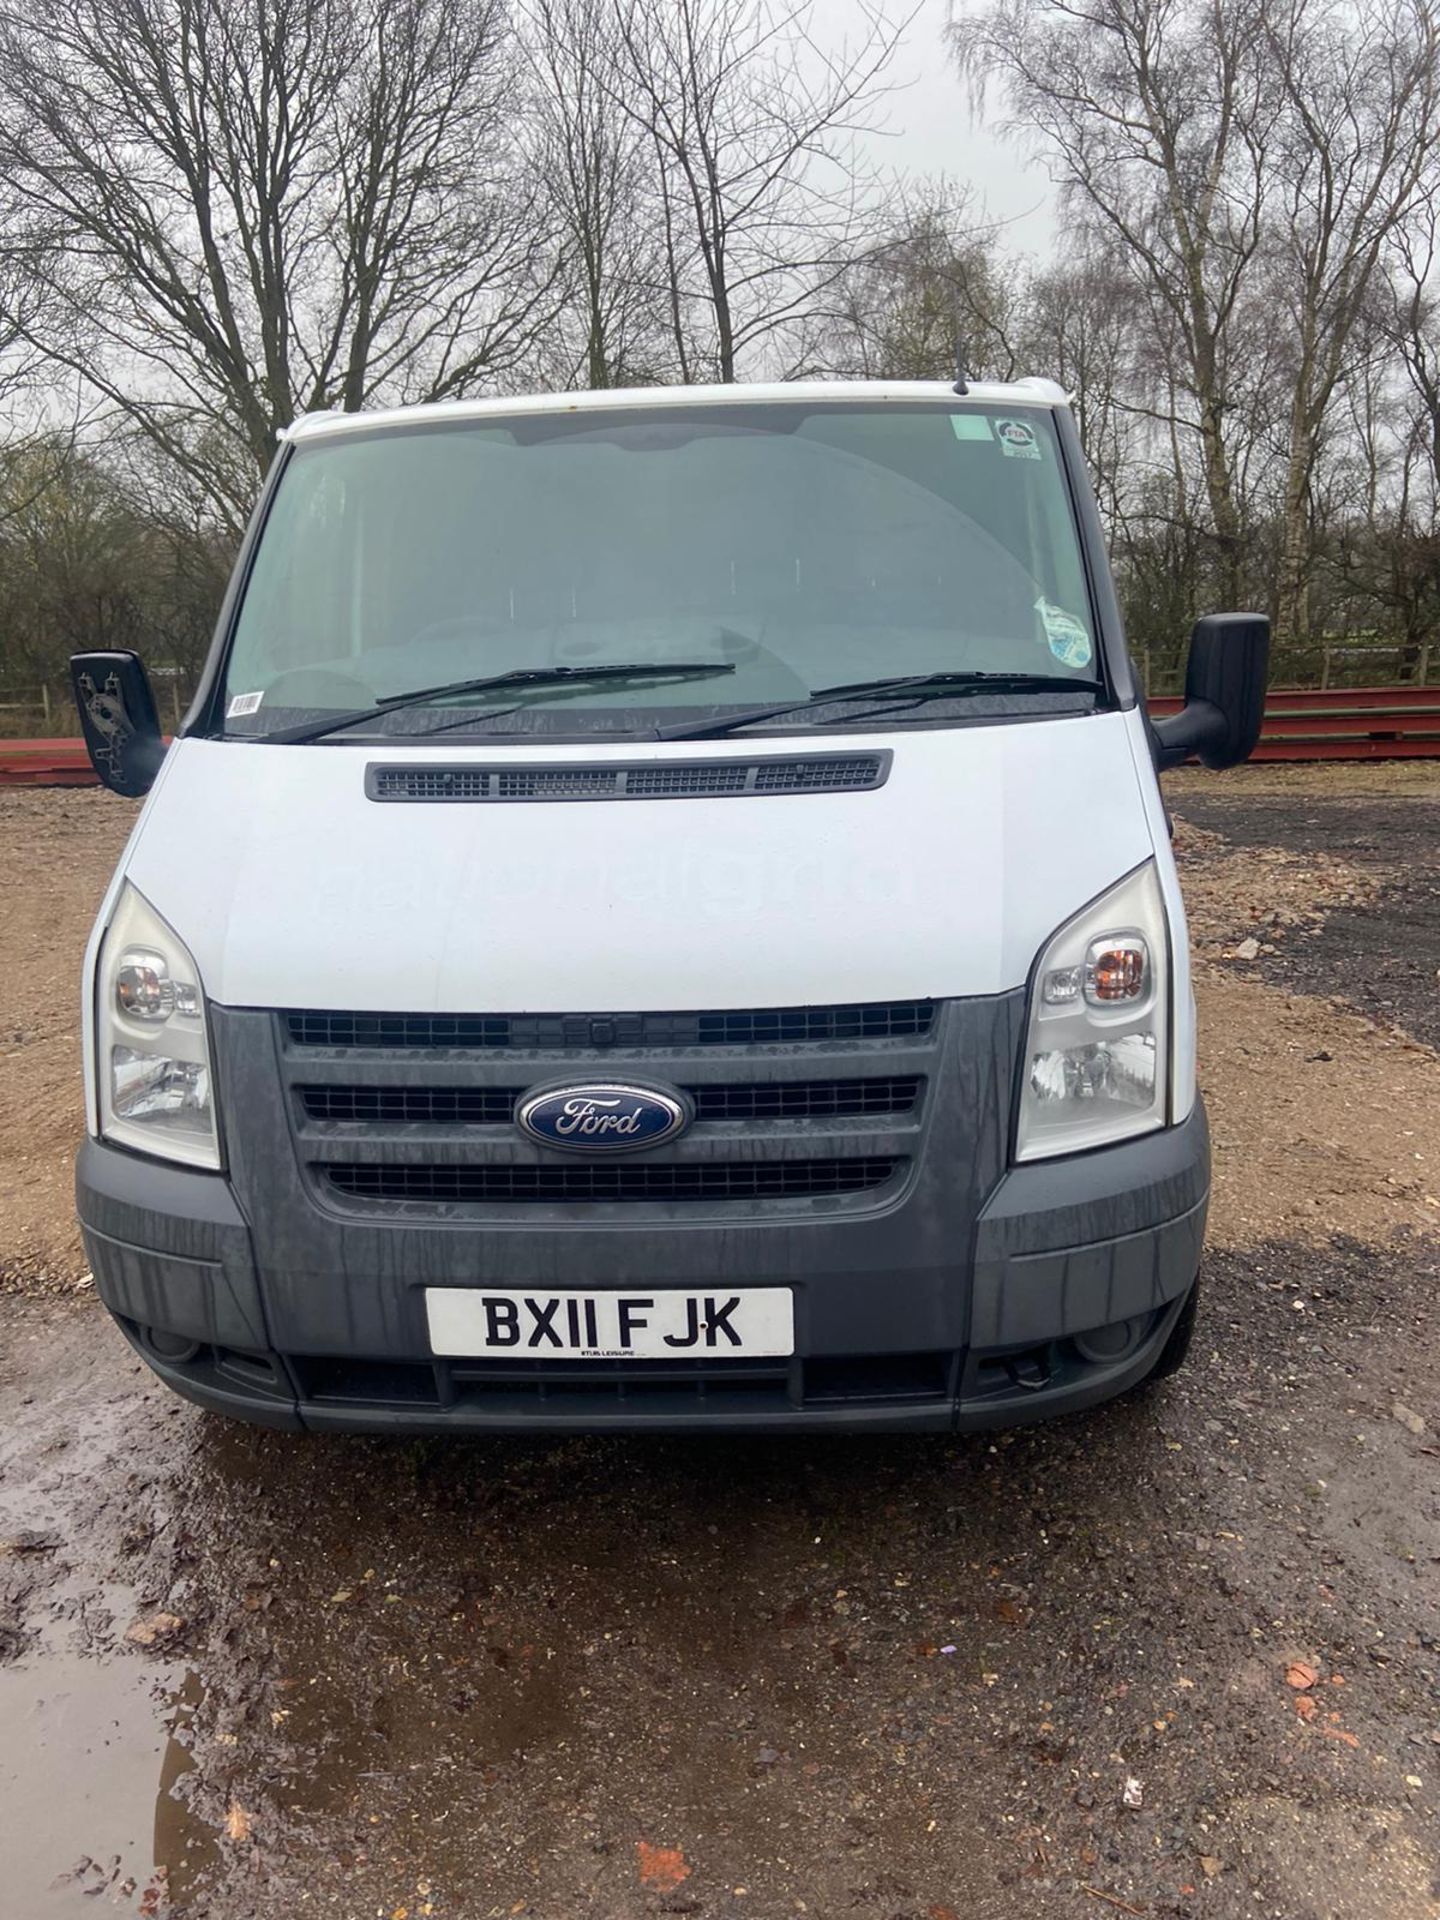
[[1086, 938, 1147, 1003], [116, 952, 173, 1021]]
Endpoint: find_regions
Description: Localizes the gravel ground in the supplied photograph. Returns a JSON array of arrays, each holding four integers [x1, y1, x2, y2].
[[1171, 766, 1440, 1052], [1, 765, 1438, 1920]]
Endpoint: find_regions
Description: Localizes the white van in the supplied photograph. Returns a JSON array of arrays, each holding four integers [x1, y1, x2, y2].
[[71, 381, 1267, 1433]]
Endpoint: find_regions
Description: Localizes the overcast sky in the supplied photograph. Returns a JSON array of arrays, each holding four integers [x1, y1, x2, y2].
[[841, 0, 1058, 255]]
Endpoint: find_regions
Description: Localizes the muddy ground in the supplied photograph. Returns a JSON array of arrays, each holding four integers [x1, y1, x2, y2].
[[1, 765, 1438, 1920]]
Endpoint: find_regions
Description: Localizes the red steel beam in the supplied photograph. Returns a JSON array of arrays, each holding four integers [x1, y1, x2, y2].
[[0, 739, 97, 786], [1147, 683, 1440, 758]]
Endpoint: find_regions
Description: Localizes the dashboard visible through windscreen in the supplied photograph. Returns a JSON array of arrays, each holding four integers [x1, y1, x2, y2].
[[221, 403, 1103, 741]]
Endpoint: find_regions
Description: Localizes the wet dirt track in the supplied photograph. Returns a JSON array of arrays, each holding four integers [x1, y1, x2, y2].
[[2, 767, 1439, 1920]]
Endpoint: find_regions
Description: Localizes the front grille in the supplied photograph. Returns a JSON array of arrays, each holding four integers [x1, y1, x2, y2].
[[303, 1086, 518, 1125], [284, 997, 934, 1213], [322, 1158, 900, 1204], [695, 1076, 921, 1120], [298, 1076, 922, 1126], [285, 1001, 935, 1052], [285, 1348, 956, 1415], [365, 754, 889, 804]]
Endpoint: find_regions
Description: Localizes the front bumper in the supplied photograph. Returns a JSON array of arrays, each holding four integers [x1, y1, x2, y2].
[[77, 1104, 1208, 1434]]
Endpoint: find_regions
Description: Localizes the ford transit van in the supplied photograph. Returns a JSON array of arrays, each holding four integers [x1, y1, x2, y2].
[[71, 381, 1267, 1433]]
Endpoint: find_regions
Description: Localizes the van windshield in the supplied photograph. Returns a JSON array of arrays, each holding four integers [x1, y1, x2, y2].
[[221, 402, 1104, 741]]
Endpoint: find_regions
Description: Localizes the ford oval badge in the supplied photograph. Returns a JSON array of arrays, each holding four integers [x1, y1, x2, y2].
[[516, 1081, 691, 1154]]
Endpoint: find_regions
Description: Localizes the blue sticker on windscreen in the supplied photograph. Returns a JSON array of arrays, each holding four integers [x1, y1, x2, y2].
[[1035, 599, 1093, 670]]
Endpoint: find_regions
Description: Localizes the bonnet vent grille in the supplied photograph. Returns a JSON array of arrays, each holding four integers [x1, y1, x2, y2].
[[366, 753, 889, 803]]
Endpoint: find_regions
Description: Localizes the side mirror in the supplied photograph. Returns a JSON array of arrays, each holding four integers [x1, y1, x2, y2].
[[70, 650, 167, 797], [1152, 613, 1270, 770]]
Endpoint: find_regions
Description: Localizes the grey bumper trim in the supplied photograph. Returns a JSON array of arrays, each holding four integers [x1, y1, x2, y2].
[[970, 1104, 1209, 1347], [976, 1103, 1210, 1258], [77, 1137, 269, 1352]]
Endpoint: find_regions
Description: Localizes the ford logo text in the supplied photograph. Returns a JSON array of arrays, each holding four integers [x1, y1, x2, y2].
[[516, 1082, 691, 1154]]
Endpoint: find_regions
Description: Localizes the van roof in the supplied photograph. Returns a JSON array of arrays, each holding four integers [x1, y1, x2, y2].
[[280, 378, 1072, 445]]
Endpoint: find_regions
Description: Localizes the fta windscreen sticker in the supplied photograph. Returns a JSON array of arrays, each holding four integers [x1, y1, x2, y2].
[[1036, 598, 1093, 670], [995, 417, 1042, 461], [226, 690, 264, 718]]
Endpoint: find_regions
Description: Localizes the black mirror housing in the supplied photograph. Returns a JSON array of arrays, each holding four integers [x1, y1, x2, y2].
[[70, 651, 167, 797], [1152, 613, 1270, 770]]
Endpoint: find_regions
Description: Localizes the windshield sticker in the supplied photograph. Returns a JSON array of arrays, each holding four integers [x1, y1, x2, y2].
[[1036, 599, 1093, 670], [995, 417, 1042, 461], [949, 413, 995, 442], [226, 690, 264, 718]]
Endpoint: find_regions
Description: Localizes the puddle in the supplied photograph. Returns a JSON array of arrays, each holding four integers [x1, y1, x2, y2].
[[0, 1653, 218, 1910], [0, 1304, 220, 1911]]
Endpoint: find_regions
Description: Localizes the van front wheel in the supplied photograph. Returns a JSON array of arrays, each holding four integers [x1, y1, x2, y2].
[[1144, 1277, 1201, 1384]]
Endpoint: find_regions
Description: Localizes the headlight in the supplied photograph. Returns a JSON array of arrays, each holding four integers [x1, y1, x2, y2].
[[1016, 862, 1169, 1162], [97, 884, 220, 1169]]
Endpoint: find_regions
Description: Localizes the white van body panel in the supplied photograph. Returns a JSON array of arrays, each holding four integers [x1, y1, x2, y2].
[[1121, 704, 1197, 1122], [115, 713, 1160, 1013], [281, 378, 1071, 449]]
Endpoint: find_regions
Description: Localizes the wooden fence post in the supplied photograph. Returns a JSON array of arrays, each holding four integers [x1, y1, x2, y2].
[[1420, 642, 1432, 687], [40, 683, 51, 727], [1320, 646, 1331, 690]]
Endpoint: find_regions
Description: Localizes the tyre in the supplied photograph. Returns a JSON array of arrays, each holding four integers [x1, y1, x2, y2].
[[1143, 1277, 1200, 1383]]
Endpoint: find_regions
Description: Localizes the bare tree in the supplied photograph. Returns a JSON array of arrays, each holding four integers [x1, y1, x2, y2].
[[0, 441, 145, 682], [1386, 199, 1440, 491], [1262, 0, 1440, 641], [804, 180, 1020, 381], [603, 0, 909, 382], [950, 0, 1273, 606], [952, 0, 1440, 640], [520, 0, 674, 388], [0, 0, 564, 524], [1023, 247, 1137, 518]]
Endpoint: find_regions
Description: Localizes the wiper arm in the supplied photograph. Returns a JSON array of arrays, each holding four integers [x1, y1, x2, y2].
[[657, 670, 1103, 742], [258, 662, 738, 745], [813, 670, 1102, 701]]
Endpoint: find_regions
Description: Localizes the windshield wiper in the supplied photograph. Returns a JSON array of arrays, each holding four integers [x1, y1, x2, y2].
[[257, 662, 738, 745], [657, 670, 1104, 741]]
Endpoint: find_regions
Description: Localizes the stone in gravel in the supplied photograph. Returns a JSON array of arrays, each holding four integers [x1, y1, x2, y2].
[[125, 1611, 184, 1648], [1392, 1402, 1427, 1436], [0, 1528, 62, 1559], [0, 1529, 62, 1555], [1233, 937, 1261, 960]]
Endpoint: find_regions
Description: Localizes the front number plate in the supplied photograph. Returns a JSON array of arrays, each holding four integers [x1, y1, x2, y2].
[[425, 1287, 795, 1360]]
